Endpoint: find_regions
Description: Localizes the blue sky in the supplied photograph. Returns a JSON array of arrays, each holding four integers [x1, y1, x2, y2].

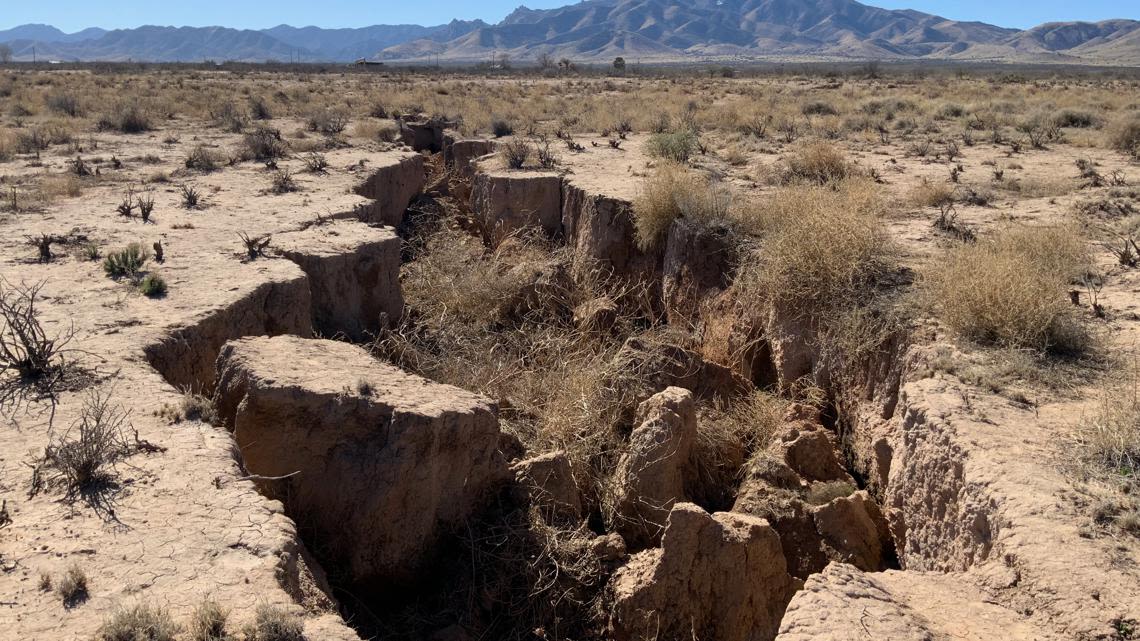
[[1, 0, 1135, 33]]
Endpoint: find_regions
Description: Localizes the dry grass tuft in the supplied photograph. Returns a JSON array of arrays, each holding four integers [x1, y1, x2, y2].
[[98, 603, 179, 641], [241, 604, 304, 641], [189, 600, 229, 641], [925, 224, 1090, 353], [909, 179, 955, 209]]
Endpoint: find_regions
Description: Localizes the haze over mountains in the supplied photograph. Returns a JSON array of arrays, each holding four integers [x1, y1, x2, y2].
[[2, 0, 1138, 65]]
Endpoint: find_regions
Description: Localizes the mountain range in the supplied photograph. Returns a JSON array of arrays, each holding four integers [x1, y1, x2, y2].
[[1, 0, 1138, 65]]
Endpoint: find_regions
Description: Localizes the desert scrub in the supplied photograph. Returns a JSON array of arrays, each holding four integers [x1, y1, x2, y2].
[[734, 178, 893, 314], [632, 163, 731, 250], [909, 178, 955, 208], [925, 224, 1090, 353], [240, 126, 287, 161], [138, 273, 167, 298], [96, 103, 151, 134], [103, 243, 150, 280], [184, 145, 222, 172], [646, 130, 699, 163], [98, 603, 178, 641]]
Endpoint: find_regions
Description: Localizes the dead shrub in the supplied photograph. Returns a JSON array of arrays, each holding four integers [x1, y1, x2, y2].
[[210, 101, 248, 133], [249, 95, 273, 121], [306, 108, 349, 136], [45, 93, 82, 117], [157, 391, 219, 425], [909, 178, 954, 208], [96, 103, 151, 134], [499, 139, 532, 169], [0, 279, 78, 409], [925, 224, 1090, 353], [269, 169, 299, 194], [98, 603, 179, 641], [374, 225, 654, 513], [301, 152, 328, 173], [735, 178, 892, 314], [30, 388, 133, 503], [238, 232, 272, 260], [778, 142, 857, 185], [801, 100, 838, 116], [1077, 356, 1140, 481], [352, 119, 399, 143], [690, 391, 787, 508], [185, 145, 222, 172], [632, 163, 731, 251], [1109, 116, 1140, 159], [240, 126, 287, 161]]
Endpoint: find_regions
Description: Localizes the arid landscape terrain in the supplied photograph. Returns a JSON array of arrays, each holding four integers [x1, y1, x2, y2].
[[1, 62, 1139, 641]]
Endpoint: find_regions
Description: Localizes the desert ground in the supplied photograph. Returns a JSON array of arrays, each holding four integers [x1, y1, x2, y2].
[[0, 64, 1139, 641]]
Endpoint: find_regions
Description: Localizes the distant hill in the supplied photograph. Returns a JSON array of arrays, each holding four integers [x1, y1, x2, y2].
[[0, 0, 1137, 65], [0, 24, 107, 44]]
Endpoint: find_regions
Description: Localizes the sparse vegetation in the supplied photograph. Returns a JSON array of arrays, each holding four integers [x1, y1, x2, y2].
[[301, 152, 328, 173], [96, 103, 151, 134], [777, 142, 857, 185], [269, 169, 299, 194], [179, 184, 203, 209], [1109, 116, 1140, 159], [240, 126, 287, 161]]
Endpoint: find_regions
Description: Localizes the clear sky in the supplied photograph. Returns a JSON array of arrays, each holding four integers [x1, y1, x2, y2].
[[1, 0, 1135, 33]]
